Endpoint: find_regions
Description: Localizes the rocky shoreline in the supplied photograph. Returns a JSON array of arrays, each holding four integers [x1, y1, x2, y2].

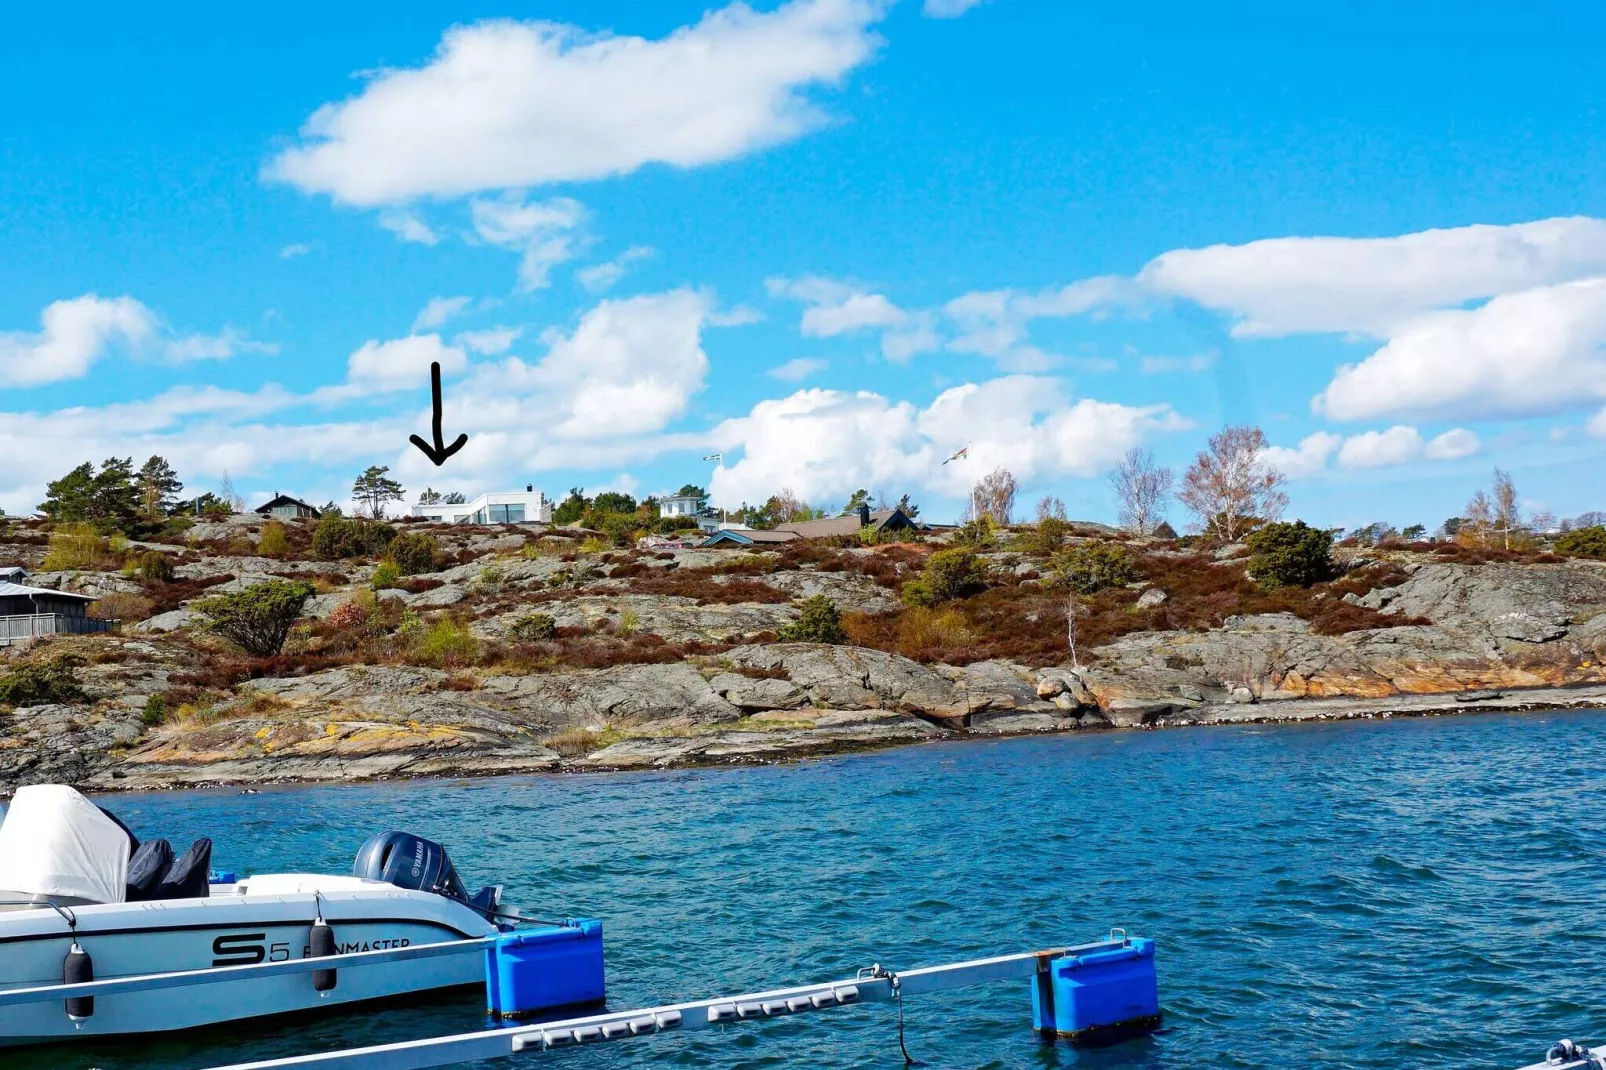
[[4, 513, 1605, 796]]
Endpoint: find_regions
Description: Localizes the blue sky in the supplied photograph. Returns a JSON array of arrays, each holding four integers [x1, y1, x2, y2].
[[3, 0, 1604, 529]]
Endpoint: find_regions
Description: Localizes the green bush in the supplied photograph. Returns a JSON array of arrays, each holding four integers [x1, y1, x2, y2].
[[594, 513, 643, 547], [413, 616, 480, 667], [0, 655, 86, 707], [141, 693, 167, 727], [194, 579, 316, 656], [312, 515, 395, 560], [950, 516, 996, 549], [1246, 520, 1334, 589], [40, 523, 109, 571], [370, 561, 402, 589], [387, 531, 440, 575], [129, 550, 175, 582], [1050, 542, 1139, 594], [257, 521, 290, 557], [509, 612, 558, 642], [1556, 525, 1606, 560], [1025, 516, 1068, 556], [902, 549, 988, 607], [780, 595, 846, 643]]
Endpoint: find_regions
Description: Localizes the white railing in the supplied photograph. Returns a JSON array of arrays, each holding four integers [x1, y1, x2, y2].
[[195, 940, 1130, 1070], [0, 614, 115, 645]]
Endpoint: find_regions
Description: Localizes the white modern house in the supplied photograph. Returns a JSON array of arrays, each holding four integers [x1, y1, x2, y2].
[[412, 486, 553, 525], [657, 491, 721, 533]]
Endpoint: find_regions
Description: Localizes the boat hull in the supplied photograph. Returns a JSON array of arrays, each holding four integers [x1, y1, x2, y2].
[[0, 876, 495, 1045]]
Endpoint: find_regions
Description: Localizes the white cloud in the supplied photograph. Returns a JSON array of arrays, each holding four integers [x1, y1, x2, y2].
[[1262, 425, 1480, 477], [1315, 278, 1606, 422], [577, 246, 655, 292], [160, 329, 277, 364], [1139, 351, 1216, 374], [1424, 427, 1480, 460], [413, 296, 473, 331], [1589, 407, 1606, 438], [943, 276, 1141, 371], [0, 295, 268, 386], [0, 385, 389, 516], [0, 295, 154, 386], [408, 288, 716, 486], [343, 334, 468, 393], [1336, 426, 1426, 469], [455, 326, 523, 355], [768, 357, 828, 381], [1261, 432, 1342, 479], [470, 195, 586, 290], [1139, 216, 1606, 338], [707, 376, 1183, 508], [279, 243, 311, 259], [378, 209, 439, 245], [922, 0, 983, 16], [266, 0, 888, 206], [767, 276, 940, 361]]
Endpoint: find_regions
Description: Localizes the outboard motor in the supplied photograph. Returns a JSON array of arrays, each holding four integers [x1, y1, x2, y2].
[[353, 831, 503, 920], [353, 831, 470, 903]]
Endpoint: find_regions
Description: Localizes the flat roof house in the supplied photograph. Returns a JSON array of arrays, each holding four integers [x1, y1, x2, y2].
[[254, 495, 322, 521], [0, 575, 111, 647], [413, 487, 554, 526]]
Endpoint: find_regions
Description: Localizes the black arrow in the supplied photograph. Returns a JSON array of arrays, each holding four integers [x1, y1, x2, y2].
[[409, 360, 469, 467]]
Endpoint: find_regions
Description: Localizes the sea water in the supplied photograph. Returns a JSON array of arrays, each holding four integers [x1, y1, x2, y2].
[[12, 709, 1606, 1070]]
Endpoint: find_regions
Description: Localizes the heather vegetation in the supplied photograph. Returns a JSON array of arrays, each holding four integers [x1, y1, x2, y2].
[[2, 447, 1604, 789]]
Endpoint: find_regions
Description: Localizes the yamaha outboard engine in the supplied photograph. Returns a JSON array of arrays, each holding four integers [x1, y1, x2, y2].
[[353, 830, 504, 922], [353, 831, 470, 902]]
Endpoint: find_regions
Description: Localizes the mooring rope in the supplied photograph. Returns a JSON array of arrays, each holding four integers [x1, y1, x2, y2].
[[864, 963, 924, 1066], [1549, 1040, 1606, 1069]]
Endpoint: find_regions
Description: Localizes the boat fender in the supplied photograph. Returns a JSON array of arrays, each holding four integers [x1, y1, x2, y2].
[[64, 941, 94, 1021], [310, 917, 337, 992]]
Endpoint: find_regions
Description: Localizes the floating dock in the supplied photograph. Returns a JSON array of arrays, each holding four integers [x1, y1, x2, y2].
[[0, 926, 1161, 1068]]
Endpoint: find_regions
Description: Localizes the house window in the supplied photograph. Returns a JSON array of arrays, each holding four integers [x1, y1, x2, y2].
[[488, 504, 526, 523]]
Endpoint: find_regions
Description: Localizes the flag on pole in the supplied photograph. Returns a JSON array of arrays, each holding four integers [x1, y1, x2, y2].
[[702, 453, 723, 463], [942, 446, 969, 465]]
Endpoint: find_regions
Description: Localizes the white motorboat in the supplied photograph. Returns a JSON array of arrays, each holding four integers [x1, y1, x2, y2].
[[0, 784, 514, 1046]]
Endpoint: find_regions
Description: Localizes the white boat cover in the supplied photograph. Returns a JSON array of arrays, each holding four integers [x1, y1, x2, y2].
[[0, 785, 130, 904]]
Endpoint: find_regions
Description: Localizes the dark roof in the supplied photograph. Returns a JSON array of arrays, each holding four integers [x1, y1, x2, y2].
[[254, 494, 321, 516], [0, 582, 97, 602], [698, 529, 800, 547], [777, 508, 915, 539]]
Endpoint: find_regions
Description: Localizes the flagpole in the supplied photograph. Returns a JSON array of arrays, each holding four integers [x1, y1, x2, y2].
[[702, 453, 724, 528]]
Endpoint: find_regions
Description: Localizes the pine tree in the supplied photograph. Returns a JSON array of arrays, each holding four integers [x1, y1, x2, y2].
[[137, 456, 183, 520], [352, 465, 405, 519], [40, 463, 98, 522], [90, 457, 140, 531]]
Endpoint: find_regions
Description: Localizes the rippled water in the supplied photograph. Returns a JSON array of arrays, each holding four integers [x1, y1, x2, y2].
[[12, 709, 1606, 1070]]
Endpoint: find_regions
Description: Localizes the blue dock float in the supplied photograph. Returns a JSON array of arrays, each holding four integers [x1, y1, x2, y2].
[[1031, 930, 1161, 1043]]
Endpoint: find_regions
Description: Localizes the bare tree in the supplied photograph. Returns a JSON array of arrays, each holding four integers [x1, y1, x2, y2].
[[970, 467, 1018, 525], [1035, 495, 1067, 522], [1461, 489, 1494, 547], [1109, 447, 1174, 534], [1178, 427, 1287, 542], [1065, 596, 1084, 670], [771, 487, 811, 524], [217, 471, 245, 513], [1491, 468, 1521, 549]]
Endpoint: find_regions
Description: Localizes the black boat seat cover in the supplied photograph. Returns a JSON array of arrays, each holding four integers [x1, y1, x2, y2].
[[157, 837, 212, 900], [126, 838, 175, 901]]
